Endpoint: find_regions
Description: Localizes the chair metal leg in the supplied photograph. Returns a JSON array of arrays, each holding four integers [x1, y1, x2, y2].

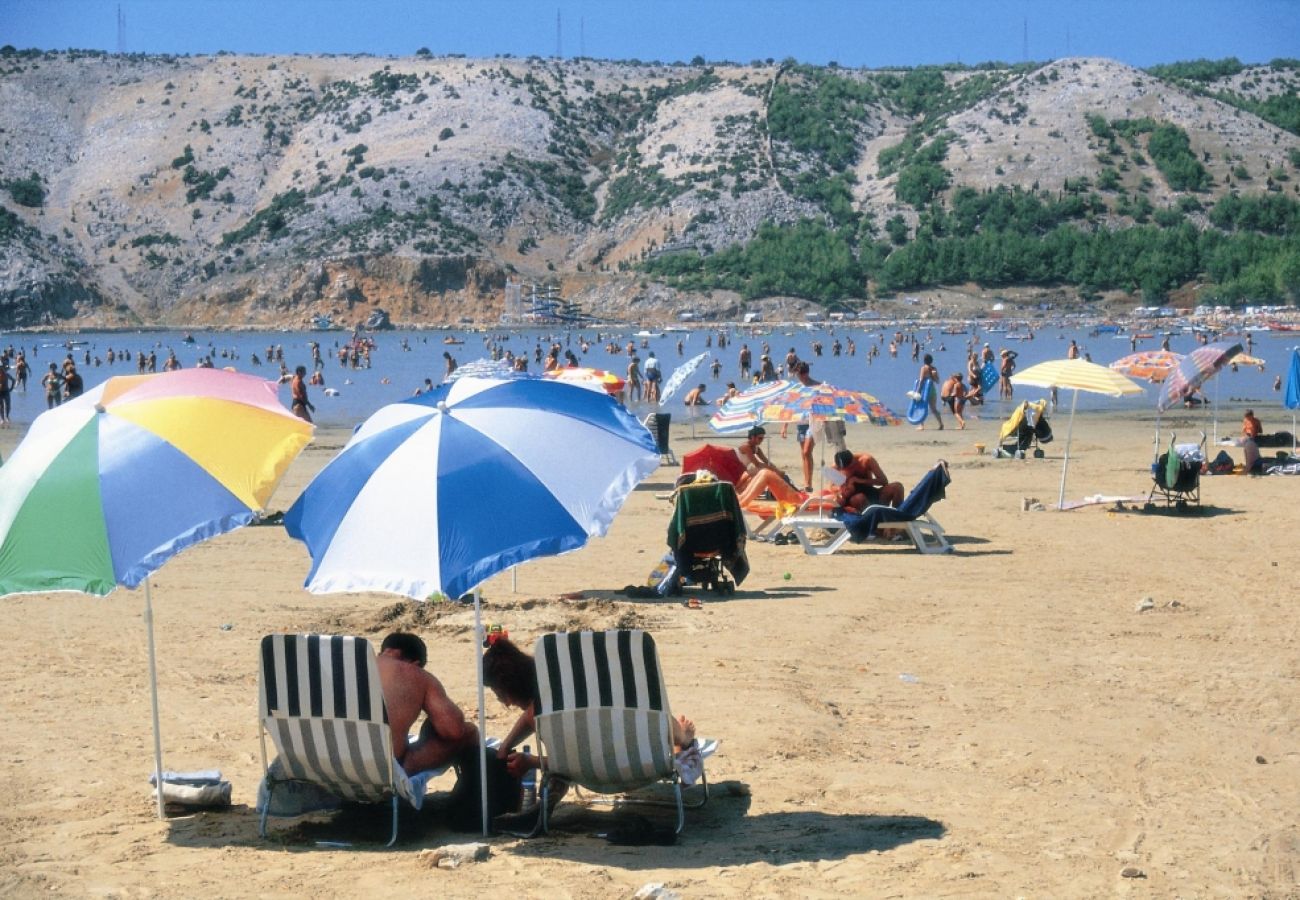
[[259, 780, 273, 838], [536, 778, 551, 836], [386, 796, 399, 847], [673, 781, 685, 834], [682, 769, 710, 810]]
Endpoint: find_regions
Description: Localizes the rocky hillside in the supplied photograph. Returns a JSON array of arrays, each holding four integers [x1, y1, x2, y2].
[[1, 49, 1297, 328]]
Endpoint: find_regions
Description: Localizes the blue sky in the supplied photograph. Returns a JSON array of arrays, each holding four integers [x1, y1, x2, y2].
[[2, 0, 1296, 68]]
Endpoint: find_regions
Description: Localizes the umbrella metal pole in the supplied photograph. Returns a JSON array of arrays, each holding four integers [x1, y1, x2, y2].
[[473, 587, 489, 837], [1212, 377, 1220, 445], [144, 578, 166, 820], [1057, 389, 1078, 511]]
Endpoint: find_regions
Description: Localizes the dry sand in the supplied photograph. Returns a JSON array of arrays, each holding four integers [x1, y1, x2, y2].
[[0, 405, 1297, 898]]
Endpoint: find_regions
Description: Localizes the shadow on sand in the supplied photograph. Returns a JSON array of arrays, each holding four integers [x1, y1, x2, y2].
[[170, 782, 945, 868]]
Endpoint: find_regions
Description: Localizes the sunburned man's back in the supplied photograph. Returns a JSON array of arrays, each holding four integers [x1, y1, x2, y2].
[[376, 633, 478, 775]]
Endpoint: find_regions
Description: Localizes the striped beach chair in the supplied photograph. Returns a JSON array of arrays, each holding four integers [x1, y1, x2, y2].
[[257, 633, 430, 846], [532, 629, 710, 835]]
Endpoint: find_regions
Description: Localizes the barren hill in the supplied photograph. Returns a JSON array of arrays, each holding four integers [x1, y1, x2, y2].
[[1, 49, 1297, 329]]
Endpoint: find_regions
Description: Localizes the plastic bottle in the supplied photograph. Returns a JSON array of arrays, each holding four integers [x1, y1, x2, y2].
[[519, 744, 537, 810]]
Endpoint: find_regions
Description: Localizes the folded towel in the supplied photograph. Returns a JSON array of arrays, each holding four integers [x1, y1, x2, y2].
[[149, 769, 223, 786], [673, 737, 718, 787], [155, 780, 232, 808]]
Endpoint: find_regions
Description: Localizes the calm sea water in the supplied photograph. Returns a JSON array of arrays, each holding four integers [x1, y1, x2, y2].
[[2, 323, 1291, 430]]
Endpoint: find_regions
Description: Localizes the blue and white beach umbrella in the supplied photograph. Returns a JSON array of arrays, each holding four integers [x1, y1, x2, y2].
[[1284, 347, 1300, 453], [285, 375, 658, 600], [284, 375, 658, 835], [659, 352, 710, 406]]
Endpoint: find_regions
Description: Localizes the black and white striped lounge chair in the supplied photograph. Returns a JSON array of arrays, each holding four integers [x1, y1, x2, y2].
[[532, 629, 711, 835], [257, 633, 434, 846]]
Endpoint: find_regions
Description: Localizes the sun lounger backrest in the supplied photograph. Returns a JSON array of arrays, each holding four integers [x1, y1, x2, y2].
[[534, 630, 675, 793], [258, 633, 396, 804]]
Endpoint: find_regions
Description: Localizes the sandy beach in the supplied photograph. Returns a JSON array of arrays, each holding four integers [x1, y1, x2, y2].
[[0, 404, 1296, 898]]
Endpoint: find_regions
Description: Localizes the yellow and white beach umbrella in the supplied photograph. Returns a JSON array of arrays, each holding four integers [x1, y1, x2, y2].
[[1011, 359, 1143, 510]]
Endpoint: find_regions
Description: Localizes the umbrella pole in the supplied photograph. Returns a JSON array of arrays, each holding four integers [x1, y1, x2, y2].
[[473, 586, 489, 837], [144, 578, 166, 820], [1057, 389, 1078, 511], [1212, 376, 1220, 445]]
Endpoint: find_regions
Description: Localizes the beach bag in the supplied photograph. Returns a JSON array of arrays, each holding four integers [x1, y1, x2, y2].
[[442, 746, 522, 832], [1209, 450, 1235, 474]]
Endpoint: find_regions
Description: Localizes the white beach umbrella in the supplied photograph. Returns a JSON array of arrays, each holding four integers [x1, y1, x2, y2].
[[1012, 359, 1143, 510]]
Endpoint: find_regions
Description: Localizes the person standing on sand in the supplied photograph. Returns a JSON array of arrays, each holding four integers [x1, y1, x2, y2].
[[780, 361, 821, 490], [376, 633, 479, 777], [917, 353, 943, 431], [940, 372, 967, 430]]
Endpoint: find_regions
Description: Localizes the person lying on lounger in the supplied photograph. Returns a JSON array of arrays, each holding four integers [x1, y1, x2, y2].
[[733, 425, 805, 506]]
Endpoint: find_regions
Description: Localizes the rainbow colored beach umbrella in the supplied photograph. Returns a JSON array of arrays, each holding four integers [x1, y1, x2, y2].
[[0, 368, 312, 817], [709, 379, 794, 433], [0, 369, 313, 595], [759, 382, 902, 426]]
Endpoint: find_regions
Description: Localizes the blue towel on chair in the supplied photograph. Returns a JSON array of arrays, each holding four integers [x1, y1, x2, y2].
[[840, 463, 950, 542]]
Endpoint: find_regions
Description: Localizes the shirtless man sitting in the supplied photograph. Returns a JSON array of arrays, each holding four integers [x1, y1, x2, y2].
[[833, 448, 905, 512], [376, 632, 479, 776]]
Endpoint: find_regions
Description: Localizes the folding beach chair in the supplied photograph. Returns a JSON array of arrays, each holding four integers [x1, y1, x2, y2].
[[642, 412, 676, 466], [257, 633, 439, 847], [667, 478, 749, 594], [783, 461, 954, 556], [1146, 433, 1205, 510], [531, 629, 712, 835]]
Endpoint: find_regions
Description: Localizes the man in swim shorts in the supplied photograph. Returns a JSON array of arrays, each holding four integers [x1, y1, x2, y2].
[[376, 632, 479, 776], [833, 448, 904, 512]]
